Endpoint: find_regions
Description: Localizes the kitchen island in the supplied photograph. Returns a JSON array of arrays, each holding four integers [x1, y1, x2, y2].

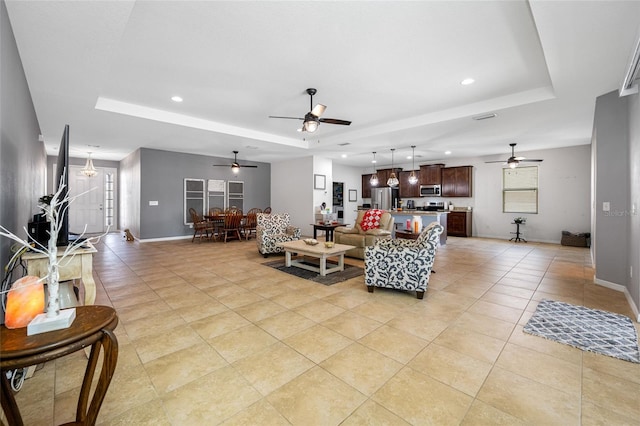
[[390, 211, 448, 245]]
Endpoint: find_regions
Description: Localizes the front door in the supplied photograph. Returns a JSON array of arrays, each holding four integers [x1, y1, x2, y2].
[[68, 165, 104, 234]]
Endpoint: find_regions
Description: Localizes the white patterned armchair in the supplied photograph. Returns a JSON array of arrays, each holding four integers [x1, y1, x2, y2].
[[364, 222, 443, 299], [256, 213, 301, 257]]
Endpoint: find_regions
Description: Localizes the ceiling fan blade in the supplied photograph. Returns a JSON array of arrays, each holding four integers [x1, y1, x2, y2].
[[319, 118, 351, 126], [268, 115, 304, 121], [239, 165, 258, 168], [520, 159, 544, 162], [311, 104, 326, 117]]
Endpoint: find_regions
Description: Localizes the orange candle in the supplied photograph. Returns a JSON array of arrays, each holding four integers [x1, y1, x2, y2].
[[5, 276, 44, 329]]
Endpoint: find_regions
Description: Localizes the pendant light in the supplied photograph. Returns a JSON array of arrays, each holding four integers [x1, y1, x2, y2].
[[387, 148, 399, 187], [408, 145, 418, 184], [370, 152, 379, 186], [81, 152, 98, 178]]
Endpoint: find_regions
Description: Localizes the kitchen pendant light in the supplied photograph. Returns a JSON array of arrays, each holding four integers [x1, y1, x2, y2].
[[81, 152, 98, 178], [387, 148, 399, 187], [408, 145, 418, 184], [370, 152, 379, 186]]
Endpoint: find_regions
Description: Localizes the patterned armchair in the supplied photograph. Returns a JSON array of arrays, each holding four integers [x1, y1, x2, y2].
[[256, 213, 301, 257], [364, 222, 443, 299]]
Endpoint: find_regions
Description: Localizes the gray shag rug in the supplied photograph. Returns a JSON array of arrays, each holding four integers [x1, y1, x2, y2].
[[263, 258, 363, 286], [524, 299, 640, 363]]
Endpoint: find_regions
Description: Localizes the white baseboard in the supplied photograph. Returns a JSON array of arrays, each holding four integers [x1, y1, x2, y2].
[[594, 277, 640, 322], [139, 235, 192, 243], [473, 233, 561, 244]]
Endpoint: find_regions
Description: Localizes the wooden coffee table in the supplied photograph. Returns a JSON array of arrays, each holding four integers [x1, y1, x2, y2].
[[277, 240, 355, 276]]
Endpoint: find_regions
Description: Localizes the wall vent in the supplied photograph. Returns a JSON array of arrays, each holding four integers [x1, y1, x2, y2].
[[472, 113, 497, 121]]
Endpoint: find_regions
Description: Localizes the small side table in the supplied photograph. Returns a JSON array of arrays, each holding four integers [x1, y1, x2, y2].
[[311, 223, 349, 242], [510, 222, 527, 243], [395, 229, 420, 240], [1, 305, 119, 426]]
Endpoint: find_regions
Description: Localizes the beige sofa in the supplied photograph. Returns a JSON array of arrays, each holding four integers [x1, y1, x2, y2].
[[334, 210, 394, 259]]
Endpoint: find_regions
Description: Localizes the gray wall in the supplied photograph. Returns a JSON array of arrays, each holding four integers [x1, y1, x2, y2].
[[136, 148, 271, 240], [0, 0, 46, 264], [593, 91, 630, 287], [0, 0, 46, 321]]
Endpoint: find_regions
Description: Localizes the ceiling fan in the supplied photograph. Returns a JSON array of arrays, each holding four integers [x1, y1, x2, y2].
[[485, 143, 543, 168], [269, 88, 351, 133], [212, 151, 257, 174]]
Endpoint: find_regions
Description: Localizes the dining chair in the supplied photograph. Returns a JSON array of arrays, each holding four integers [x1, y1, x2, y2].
[[207, 207, 224, 239], [189, 208, 214, 242], [263, 206, 272, 214], [221, 209, 243, 242], [243, 208, 262, 240]]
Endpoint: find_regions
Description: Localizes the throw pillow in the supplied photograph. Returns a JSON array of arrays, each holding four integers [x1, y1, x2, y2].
[[360, 209, 384, 231]]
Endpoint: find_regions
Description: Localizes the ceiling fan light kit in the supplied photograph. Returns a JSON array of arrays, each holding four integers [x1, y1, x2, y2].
[[485, 143, 543, 168], [269, 88, 351, 133], [212, 150, 258, 172]]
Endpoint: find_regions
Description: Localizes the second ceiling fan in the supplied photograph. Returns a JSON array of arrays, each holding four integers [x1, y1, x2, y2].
[[485, 143, 543, 168], [269, 88, 351, 133]]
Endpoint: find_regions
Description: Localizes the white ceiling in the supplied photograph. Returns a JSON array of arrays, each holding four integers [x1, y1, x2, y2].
[[6, 1, 640, 168]]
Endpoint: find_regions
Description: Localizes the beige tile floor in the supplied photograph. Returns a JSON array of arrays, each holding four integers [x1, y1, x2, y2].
[[9, 234, 640, 425]]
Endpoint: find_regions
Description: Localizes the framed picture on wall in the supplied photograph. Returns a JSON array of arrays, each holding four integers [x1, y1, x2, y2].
[[314, 174, 326, 190], [349, 189, 357, 202]]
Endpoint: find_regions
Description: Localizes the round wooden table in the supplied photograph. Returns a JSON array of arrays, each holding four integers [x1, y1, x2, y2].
[[1, 305, 119, 426]]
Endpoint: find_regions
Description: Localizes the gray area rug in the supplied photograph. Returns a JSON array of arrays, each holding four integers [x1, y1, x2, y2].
[[524, 299, 640, 363], [263, 258, 363, 286]]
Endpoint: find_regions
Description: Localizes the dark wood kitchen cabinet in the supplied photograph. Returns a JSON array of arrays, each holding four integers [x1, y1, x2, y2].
[[419, 164, 444, 185], [362, 174, 372, 198], [399, 170, 420, 198], [441, 166, 473, 197], [447, 211, 472, 237]]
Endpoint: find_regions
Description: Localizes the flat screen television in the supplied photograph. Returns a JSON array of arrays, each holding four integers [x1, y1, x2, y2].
[[55, 125, 70, 247]]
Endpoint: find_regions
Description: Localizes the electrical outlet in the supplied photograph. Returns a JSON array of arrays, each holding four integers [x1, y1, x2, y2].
[[602, 202, 610, 212]]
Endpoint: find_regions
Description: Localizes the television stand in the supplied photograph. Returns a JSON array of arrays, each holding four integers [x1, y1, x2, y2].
[[22, 242, 98, 305]]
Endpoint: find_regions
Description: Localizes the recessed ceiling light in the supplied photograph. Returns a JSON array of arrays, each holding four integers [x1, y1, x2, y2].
[[445, 151, 452, 155], [406, 155, 412, 159], [372, 159, 377, 164], [171, 96, 183, 102], [461, 78, 475, 86], [341, 154, 347, 158]]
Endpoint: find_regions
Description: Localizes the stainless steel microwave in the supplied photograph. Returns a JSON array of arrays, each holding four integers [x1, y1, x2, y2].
[[420, 185, 441, 197]]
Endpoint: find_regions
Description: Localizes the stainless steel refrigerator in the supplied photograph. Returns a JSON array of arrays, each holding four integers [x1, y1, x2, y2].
[[370, 187, 399, 210]]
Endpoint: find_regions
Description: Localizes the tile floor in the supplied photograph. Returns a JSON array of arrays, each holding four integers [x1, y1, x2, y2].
[[9, 234, 640, 425]]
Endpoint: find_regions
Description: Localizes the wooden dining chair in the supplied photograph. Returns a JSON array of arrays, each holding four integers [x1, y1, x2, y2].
[[263, 206, 272, 214], [207, 207, 224, 240], [221, 209, 243, 242], [243, 208, 262, 240], [189, 208, 214, 242]]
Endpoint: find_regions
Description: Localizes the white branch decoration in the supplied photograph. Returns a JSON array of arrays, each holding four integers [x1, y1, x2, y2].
[[0, 170, 109, 317]]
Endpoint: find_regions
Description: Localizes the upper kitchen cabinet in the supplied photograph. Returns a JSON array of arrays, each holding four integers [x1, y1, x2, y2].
[[399, 171, 420, 198], [419, 164, 444, 185], [441, 166, 473, 197], [362, 174, 372, 198]]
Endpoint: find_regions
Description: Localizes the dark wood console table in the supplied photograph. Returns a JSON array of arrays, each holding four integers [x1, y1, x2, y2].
[[1, 305, 119, 425]]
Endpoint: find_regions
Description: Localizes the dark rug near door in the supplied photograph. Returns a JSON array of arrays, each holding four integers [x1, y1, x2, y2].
[[524, 299, 640, 363], [263, 259, 363, 286]]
